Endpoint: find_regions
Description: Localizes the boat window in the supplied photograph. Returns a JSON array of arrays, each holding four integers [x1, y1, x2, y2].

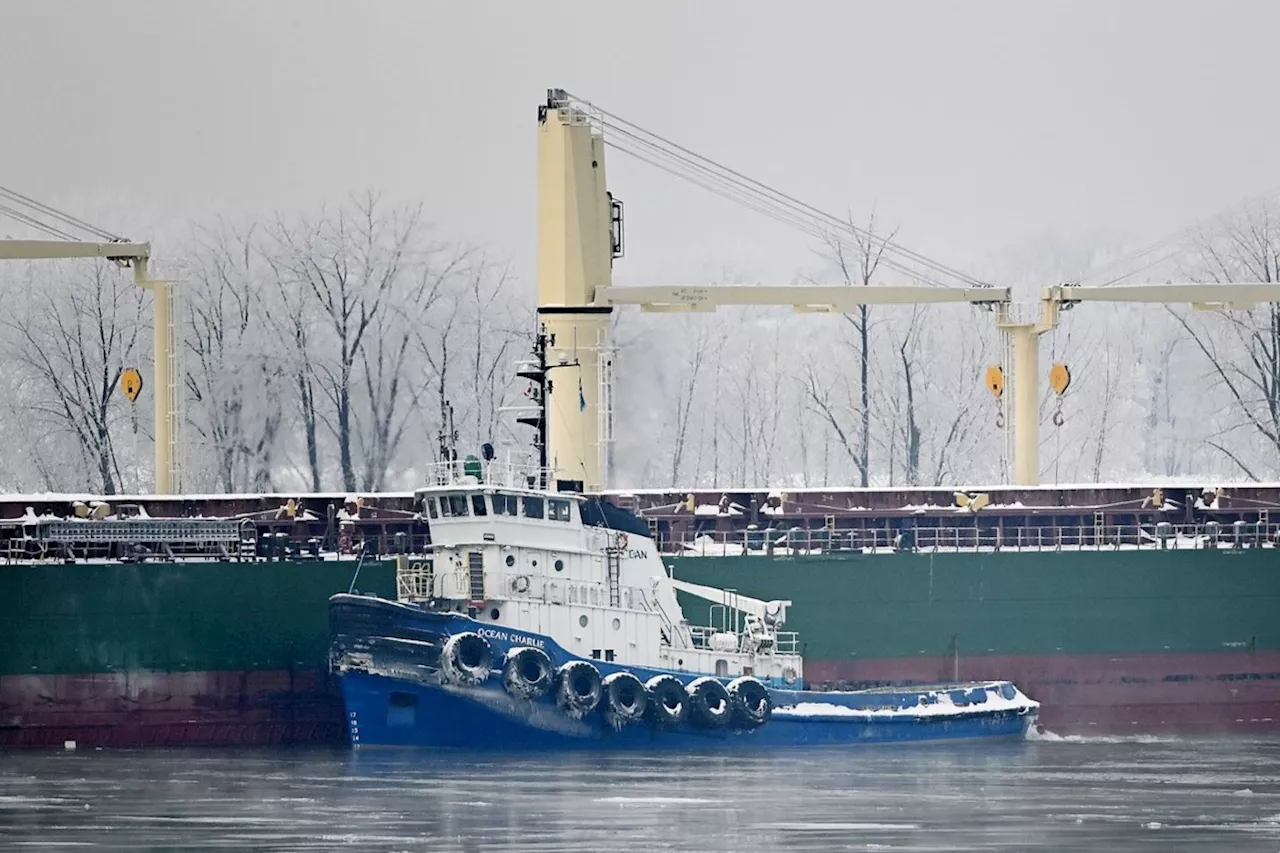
[[471, 494, 488, 516], [523, 496, 544, 519], [440, 494, 469, 517], [424, 497, 438, 519], [492, 493, 518, 516], [548, 499, 571, 522]]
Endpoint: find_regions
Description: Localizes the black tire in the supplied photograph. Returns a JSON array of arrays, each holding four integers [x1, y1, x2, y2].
[[439, 632, 493, 687], [555, 660, 603, 718], [645, 674, 687, 728], [686, 677, 732, 729], [727, 676, 772, 728], [601, 671, 647, 727], [502, 646, 554, 700]]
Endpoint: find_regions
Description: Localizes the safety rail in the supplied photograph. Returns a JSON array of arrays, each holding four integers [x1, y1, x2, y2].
[[686, 624, 800, 655], [663, 521, 1280, 556], [688, 625, 729, 649], [419, 460, 563, 492], [2, 525, 432, 565], [395, 555, 435, 602], [36, 519, 246, 544]]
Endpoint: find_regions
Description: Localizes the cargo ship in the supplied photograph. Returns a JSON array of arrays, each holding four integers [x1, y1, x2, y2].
[[2, 480, 1278, 748]]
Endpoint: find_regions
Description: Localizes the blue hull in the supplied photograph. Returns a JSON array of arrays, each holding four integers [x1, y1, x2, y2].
[[329, 594, 1038, 751], [338, 672, 1035, 750]]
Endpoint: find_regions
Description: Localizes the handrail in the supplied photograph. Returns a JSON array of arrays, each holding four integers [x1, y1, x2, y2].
[[660, 521, 1280, 556]]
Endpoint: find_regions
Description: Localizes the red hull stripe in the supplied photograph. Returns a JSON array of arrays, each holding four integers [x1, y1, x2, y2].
[[0, 669, 343, 749], [808, 650, 1280, 733]]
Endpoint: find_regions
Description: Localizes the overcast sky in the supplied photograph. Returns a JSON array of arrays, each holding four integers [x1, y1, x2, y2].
[[5, 0, 1279, 289]]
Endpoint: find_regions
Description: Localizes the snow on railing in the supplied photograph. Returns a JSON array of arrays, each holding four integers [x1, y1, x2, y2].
[[662, 521, 1280, 556]]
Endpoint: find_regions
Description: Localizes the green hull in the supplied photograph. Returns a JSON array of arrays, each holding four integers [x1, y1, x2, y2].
[[669, 549, 1279, 660], [3, 560, 396, 675], [669, 548, 1280, 731], [1, 559, 396, 747], [3, 546, 1278, 745]]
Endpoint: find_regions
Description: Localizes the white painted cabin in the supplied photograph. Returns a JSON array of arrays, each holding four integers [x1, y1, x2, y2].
[[399, 462, 803, 686]]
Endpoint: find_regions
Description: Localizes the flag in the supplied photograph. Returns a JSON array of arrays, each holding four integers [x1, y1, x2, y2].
[[578, 377, 587, 412]]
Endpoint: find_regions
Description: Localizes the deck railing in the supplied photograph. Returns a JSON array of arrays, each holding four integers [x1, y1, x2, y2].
[[661, 521, 1280, 556], [687, 624, 800, 655], [418, 460, 560, 491]]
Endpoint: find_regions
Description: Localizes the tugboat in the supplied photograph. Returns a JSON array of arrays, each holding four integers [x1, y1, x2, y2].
[[327, 327, 1039, 749]]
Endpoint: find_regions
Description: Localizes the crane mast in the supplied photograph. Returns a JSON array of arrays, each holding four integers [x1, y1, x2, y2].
[[0, 239, 181, 494], [539, 87, 1280, 488]]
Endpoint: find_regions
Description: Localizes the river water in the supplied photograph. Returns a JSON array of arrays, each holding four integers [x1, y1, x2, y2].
[[4, 732, 1280, 851]]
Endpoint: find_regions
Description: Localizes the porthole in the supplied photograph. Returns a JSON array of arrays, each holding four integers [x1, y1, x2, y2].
[[611, 618, 621, 631], [579, 615, 588, 628], [531, 559, 538, 567], [505, 554, 515, 567], [554, 559, 564, 572], [490, 608, 501, 620]]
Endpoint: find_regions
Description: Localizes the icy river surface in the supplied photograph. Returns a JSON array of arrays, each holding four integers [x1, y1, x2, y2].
[[6, 732, 1280, 851]]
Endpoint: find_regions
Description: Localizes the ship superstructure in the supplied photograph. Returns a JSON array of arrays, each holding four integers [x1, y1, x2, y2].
[[391, 459, 803, 687]]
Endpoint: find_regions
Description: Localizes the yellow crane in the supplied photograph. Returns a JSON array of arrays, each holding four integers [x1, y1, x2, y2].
[[0, 237, 181, 494], [537, 88, 1280, 487]]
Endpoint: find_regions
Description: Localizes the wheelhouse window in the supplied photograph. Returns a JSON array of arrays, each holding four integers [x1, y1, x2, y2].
[[492, 493, 518, 516], [548, 499, 571, 522], [471, 494, 488, 516], [424, 497, 438, 519], [522, 496, 544, 519], [440, 494, 469, 517]]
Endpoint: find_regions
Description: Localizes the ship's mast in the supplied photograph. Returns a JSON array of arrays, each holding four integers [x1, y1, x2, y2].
[[513, 323, 583, 492], [515, 327, 550, 490], [437, 399, 459, 483]]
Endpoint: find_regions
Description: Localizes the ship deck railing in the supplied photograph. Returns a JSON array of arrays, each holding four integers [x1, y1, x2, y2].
[[1, 523, 433, 565], [418, 460, 564, 492], [686, 624, 800, 655], [662, 521, 1280, 556]]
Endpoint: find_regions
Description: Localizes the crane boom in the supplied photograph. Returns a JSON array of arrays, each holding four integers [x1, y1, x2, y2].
[[0, 239, 150, 263], [1049, 283, 1280, 310], [668, 577, 791, 626], [595, 284, 1010, 312]]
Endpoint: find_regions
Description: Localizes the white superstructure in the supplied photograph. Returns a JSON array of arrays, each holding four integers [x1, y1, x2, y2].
[[398, 460, 803, 686]]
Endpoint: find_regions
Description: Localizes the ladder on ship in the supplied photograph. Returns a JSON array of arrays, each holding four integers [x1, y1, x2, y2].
[[606, 547, 621, 607], [468, 552, 485, 601]]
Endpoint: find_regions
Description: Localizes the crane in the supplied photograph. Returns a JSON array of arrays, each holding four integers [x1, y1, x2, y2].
[[668, 577, 791, 628], [537, 88, 1280, 488], [0, 238, 181, 494], [668, 577, 791, 655]]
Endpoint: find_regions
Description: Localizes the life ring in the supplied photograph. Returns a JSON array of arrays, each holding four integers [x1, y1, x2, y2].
[[511, 575, 531, 594], [644, 674, 687, 728], [781, 666, 799, 686], [617, 532, 628, 550], [601, 671, 647, 728], [686, 676, 732, 729], [727, 676, 772, 728], [439, 632, 493, 687], [555, 660, 603, 718], [502, 646, 553, 700]]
